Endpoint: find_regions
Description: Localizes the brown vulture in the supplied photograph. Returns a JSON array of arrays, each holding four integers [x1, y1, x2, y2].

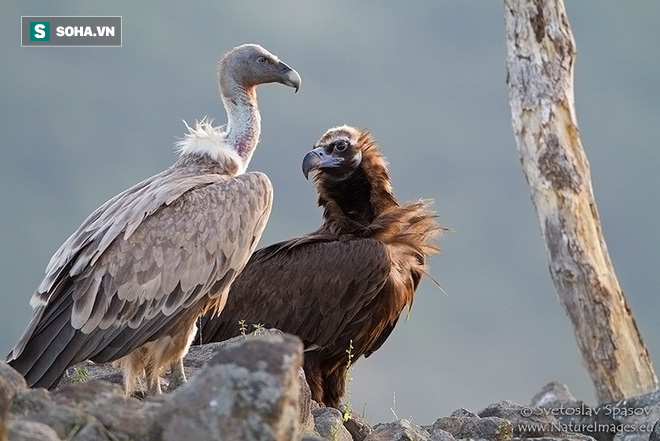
[[7, 44, 301, 394], [197, 125, 443, 407]]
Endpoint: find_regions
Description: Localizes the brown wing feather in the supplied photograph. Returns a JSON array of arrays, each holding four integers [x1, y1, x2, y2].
[[8, 171, 272, 388], [199, 236, 391, 351]]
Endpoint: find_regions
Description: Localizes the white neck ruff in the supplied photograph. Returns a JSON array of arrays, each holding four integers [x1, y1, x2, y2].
[[175, 119, 247, 175]]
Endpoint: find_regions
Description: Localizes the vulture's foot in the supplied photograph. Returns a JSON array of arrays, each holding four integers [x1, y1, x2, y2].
[[168, 360, 187, 390]]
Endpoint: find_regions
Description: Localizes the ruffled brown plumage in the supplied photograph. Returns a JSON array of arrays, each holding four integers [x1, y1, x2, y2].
[[199, 125, 444, 407]]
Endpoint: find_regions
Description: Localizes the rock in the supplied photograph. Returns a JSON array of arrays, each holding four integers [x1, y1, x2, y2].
[[0, 362, 27, 399], [339, 404, 372, 440], [152, 332, 304, 441], [6, 419, 61, 441], [9, 388, 107, 440], [532, 383, 618, 441], [0, 361, 28, 435], [649, 419, 660, 441], [58, 361, 123, 390], [66, 422, 114, 441], [428, 428, 456, 441], [512, 436, 596, 441], [449, 408, 478, 418], [600, 390, 660, 441], [298, 367, 315, 434], [312, 407, 352, 441], [531, 382, 580, 409], [430, 415, 512, 440], [479, 400, 562, 438], [53, 380, 161, 440], [187, 331, 316, 434], [365, 419, 430, 441]]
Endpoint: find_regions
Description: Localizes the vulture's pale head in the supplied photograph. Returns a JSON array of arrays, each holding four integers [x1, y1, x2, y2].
[[218, 44, 301, 94]]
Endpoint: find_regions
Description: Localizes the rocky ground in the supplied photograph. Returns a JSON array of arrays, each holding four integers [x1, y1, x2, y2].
[[1, 329, 659, 441]]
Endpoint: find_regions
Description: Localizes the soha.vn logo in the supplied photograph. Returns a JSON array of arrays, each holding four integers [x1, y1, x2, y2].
[[55, 25, 116, 37], [30, 22, 50, 41]]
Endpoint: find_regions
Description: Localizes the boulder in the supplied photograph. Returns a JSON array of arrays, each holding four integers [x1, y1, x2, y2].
[[0, 362, 27, 402], [649, 419, 660, 441], [531, 382, 581, 409], [339, 404, 372, 440], [449, 408, 478, 418], [365, 419, 430, 441], [53, 380, 160, 439], [428, 427, 456, 441], [151, 331, 304, 441], [479, 400, 562, 438], [312, 407, 352, 441], [599, 389, 660, 441], [430, 415, 512, 440], [297, 367, 316, 434], [530, 382, 616, 441], [8, 388, 107, 440], [5, 419, 61, 441]]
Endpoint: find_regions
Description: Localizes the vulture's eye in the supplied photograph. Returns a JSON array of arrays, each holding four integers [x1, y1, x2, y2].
[[334, 141, 348, 153], [257, 56, 267, 64]]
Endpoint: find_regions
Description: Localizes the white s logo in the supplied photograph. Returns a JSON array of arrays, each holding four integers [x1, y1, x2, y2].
[[35, 24, 46, 39]]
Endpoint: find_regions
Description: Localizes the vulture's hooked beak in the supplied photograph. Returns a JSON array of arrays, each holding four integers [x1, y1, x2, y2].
[[302, 147, 343, 179], [278, 61, 301, 93]]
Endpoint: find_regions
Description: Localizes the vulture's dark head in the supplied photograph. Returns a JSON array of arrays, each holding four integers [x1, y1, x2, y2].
[[218, 44, 301, 95], [303, 125, 397, 226], [302, 125, 364, 182]]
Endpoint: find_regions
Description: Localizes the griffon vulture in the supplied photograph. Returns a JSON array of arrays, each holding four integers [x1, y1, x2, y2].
[[198, 125, 443, 407], [7, 44, 301, 394]]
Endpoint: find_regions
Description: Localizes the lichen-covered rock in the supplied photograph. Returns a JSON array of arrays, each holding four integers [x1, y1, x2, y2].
[[53, 380, 161, 439], [531, 382, 580, 409], [152, 332, 304, 441], [9, 388, 107, 440], [339, 404, 372, 441], [300, 436, 325, 441], [428, 427, 455, 441], [297, 367, 316, 434], [649, 419, 660, 441], [66, 422, 114, 441], [6, 419, 61, 441], [449, 407, 478, 418], [0, 362, 27, 400], [0, 360, 28, 437], [479, 400, 562, 438], [312, 407, 352, 441], [365, 419, 430, 441], [601, 389, 660, 441], [513, 436, 596, 441], [430, 415, 512, 440], [58, 361, 122, 389], [530, 382, 617, 441]]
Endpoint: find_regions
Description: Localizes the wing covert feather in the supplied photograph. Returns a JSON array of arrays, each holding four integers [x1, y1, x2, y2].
[[12, 171, 272, 360], [201, 238, 391, 349]]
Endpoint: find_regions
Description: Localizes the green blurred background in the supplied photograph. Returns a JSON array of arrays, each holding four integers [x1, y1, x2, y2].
[[2, 1, 659, 424]]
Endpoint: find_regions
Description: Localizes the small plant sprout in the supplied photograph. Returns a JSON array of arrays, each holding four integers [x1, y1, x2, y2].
[[238, 319, 248, 338], [390, 391, 399, 420], [342, 339, 355, 422], [70, 365, 88, 383]]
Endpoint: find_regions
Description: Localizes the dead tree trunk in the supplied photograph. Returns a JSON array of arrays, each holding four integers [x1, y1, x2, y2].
[[503, 0, 657, 402]]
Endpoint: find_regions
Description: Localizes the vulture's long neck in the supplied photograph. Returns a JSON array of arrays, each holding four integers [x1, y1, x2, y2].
[[222, 85, 261, 165], [321, 157, 398, 231], [175, 78, 260, 174]]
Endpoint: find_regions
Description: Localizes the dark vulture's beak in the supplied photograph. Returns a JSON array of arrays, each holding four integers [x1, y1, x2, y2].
[[278, 61, 301, 93], [302, 146, 343, 179]]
